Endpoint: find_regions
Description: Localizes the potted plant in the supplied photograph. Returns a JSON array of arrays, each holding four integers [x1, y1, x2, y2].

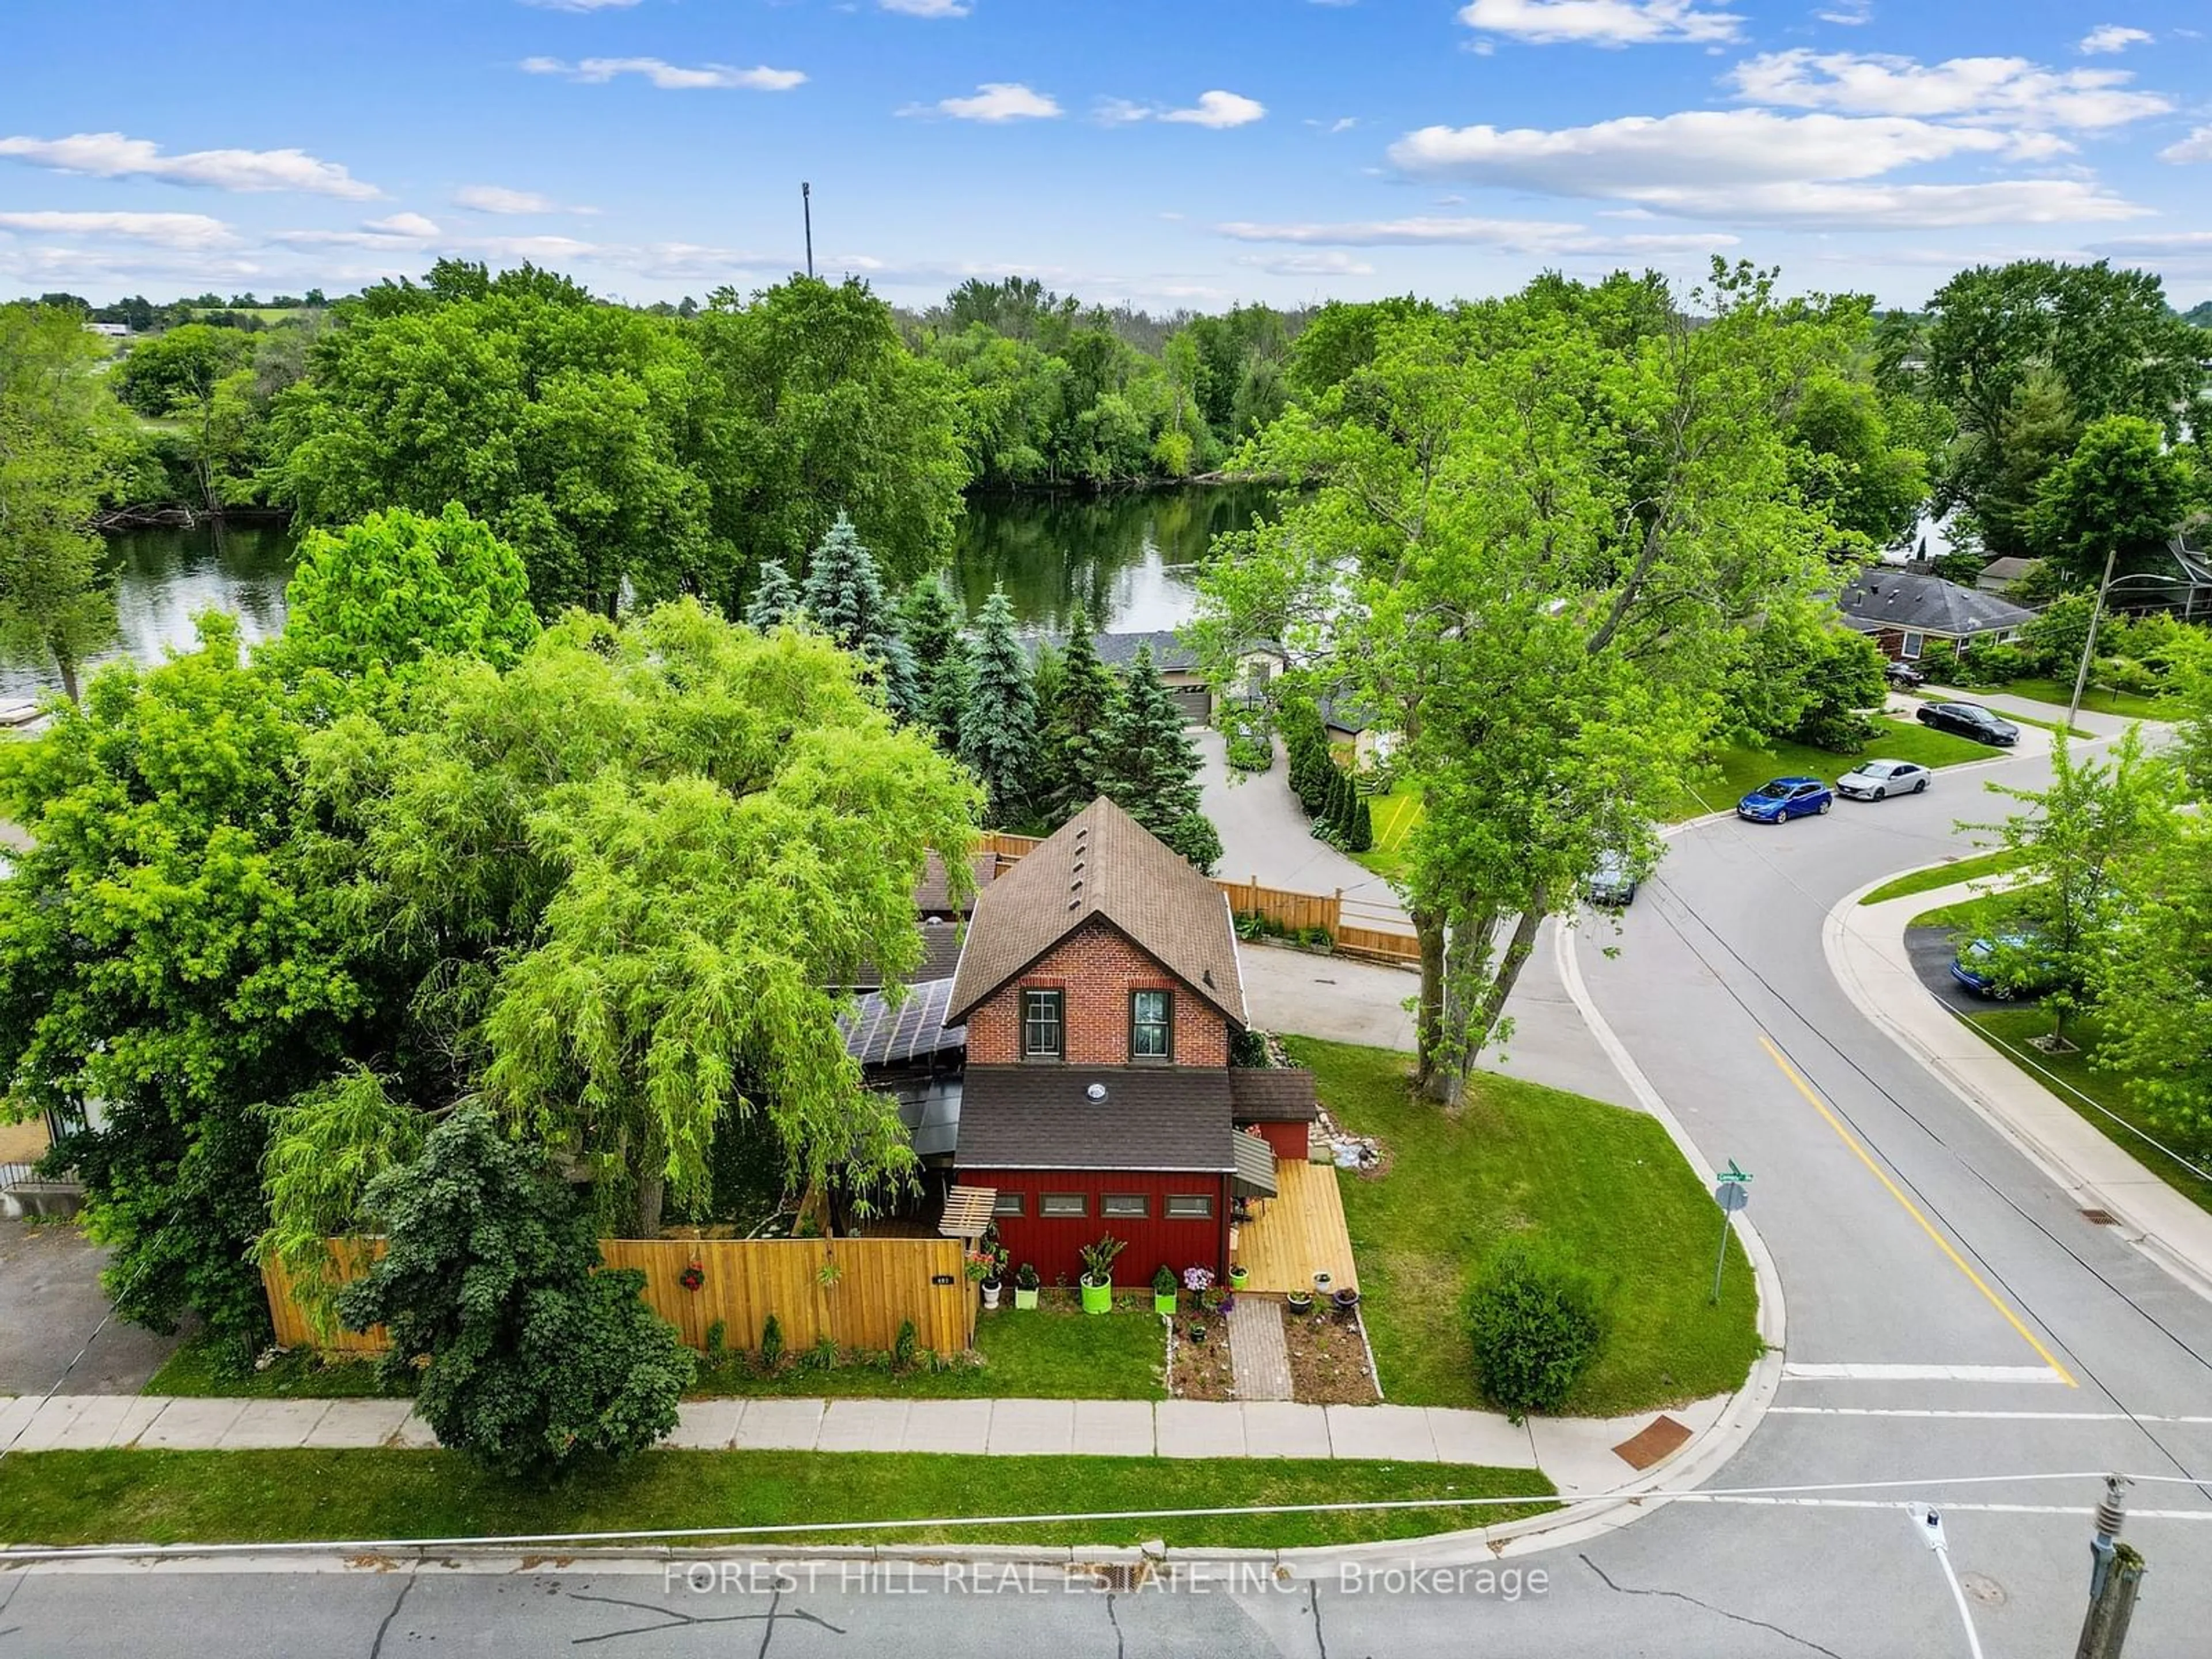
[[1013, 1262, 1041, 1311], [1152, 1264, 1178, 1316], [679, 1257, 706, 1292], [1188, 1321, 1208, 1346], [1229, 1264, 1249, 1291], [1313, 1271, 1333, 1298], [1333, 1286, 1362, 1317], [1078, 1234, 1125, 1315], [1286, 1287, 1313, 1317]]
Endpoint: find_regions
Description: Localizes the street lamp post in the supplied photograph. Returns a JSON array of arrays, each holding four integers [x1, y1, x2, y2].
[[2064, 569, 2177, 730]]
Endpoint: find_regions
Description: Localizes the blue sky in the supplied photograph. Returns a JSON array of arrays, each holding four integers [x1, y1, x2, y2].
[[3, 1, 2209, 312]]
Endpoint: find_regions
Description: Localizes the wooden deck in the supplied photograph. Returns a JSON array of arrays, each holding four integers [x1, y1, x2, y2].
[[1231, 1157, 1359, 1295]]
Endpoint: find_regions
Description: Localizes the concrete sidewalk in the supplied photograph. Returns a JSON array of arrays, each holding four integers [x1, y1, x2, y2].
[[0, 1389, 1729, 1497], [1827, 876, 2212, 1304]]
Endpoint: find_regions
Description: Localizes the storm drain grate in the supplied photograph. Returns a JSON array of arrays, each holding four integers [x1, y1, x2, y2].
[[2081, 1209, 2116, 1226]]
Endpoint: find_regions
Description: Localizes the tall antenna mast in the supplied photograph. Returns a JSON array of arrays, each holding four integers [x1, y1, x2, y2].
[[802, 182, 815, 279]]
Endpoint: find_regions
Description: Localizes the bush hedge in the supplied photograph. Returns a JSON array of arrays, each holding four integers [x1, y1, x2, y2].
[[1462, 1243, 1607, 1421]]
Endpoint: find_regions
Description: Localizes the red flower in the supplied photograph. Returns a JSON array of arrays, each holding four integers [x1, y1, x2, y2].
[[679, 1260, 706, 1291]]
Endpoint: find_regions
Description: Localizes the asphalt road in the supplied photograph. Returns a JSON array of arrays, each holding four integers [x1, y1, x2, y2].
[[7, 736, 2209, 1656]]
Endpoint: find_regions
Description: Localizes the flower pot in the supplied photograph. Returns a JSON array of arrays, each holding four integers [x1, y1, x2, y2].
[[1013, 1286, 1039, 1311], [1188, 1323, 1207, 1346], [1154, 1292, 1178, 1316], [1080, 1275, 1112, 1315], [1229, 1266, 1248, 1290], [981, 1278, 1002, 1310], [1332, 1287, 1361, 1316], [1312, 1271, 1333, 1296], [1286, 1290, 1313, 1317]]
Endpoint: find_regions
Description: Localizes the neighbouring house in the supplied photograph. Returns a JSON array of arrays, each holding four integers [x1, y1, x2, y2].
[[940, 796, 1316, 1286], [1838, 570, 2036, 662], [1318, 694, 1398, 773], [912, 849, 998, 923], [83, 321, 131, 339], [1033, 630, 1286, 725], [1974, 556, 2044, 596]]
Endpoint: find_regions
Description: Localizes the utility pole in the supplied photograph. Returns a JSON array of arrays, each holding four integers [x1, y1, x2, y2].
[[2075, 1475, 2146, 1659], [2065, 539, 2122, 732], [801, 182, 815, 280]]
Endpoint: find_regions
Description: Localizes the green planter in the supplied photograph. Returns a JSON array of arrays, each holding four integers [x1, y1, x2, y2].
[[1014, 1287, 1039, 1310], [1081, 1277, 1113, 1315], [1153, 1291, 1177, 1316], [1229, 1266, 1249, 1290]]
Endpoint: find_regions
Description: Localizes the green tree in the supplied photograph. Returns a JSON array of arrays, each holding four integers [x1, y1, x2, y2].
[[338, 1109, 694, 1480], [2028, 414, 2190, 588], [1786, 374, 1929, 554], [1101, 645, 1220, 872], [1037, 601, 1121, 821], [898, 574, 970, 752], [696, 278, 971, 582], [799, 513, 920, 718], [959, 586, 1039, 827], [2094, 815, 2212, 1152], [1964, 729, 2178, 1041], [111, 322, 255, 418], [1197, 263, 1846, 1103], [268, 503, 540, 680], [0, 302, 129, 702], [743, 559, 802, 630]]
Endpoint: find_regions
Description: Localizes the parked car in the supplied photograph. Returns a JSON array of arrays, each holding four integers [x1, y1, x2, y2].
[[1836, 759, 1931, 801], [1884, 660, 1927, 690], [1950, 934, 2062, 1000], [1916, 701, 2019, 747], [1736, 777, 1834, 823], [1584, 851, 1639, 908]]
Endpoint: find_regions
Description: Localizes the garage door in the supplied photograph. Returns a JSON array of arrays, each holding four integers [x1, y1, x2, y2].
[[1169, 685, 1213, 725]]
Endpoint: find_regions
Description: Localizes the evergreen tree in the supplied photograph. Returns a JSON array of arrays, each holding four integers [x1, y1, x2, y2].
[[960, 585, 1039, 825], [1039, 601, 1122, 821], [1102, 645, 1221, 872], [744, 559, 802, 630], [799, 513, 920, 718], [900, 575, 971, 751]]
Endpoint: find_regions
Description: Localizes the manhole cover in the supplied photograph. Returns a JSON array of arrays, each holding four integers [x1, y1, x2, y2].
[[1960, 1573, 2006, 1607], [2082, 1209, 2116, 1226]]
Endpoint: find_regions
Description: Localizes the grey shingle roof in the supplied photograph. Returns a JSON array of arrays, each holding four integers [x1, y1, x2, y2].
[[1028, 629, 1199, 673], [1838, 571, 2036, 638], [1228, 1068, 1319, 1122], [954, 1065, 1234, 1171], [850, 925, 965, 991], [945, 796, 1247, 1028]]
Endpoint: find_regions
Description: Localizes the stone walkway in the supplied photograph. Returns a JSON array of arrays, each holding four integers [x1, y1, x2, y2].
[[1225, 1297, 1293, 1401], [0, 1391, 1730, 1493]]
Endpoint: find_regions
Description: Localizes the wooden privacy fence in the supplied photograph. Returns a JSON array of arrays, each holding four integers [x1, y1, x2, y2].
[[1336, 922, 1422, 966], [266, 1235, 977, 1361]]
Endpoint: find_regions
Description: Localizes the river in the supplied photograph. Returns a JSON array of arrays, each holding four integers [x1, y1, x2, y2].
[[1, 485, 1274, 700]]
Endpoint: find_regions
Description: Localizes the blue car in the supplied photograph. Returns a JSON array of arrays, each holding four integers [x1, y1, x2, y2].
[[1736, 776, 1834, 823], [1950, 934, 2062, 1000]]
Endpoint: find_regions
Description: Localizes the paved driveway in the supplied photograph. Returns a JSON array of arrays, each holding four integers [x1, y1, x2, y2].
[[0, 1220, 178, 1395], [1195, 730, 1411, 929]]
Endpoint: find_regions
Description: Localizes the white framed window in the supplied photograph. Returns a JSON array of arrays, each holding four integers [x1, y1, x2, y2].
[[1022, 989, 1063, 1060], [1129, 989, 1172, 1060], [1900, 631, 1926, 660], [1101, 1194, 1149, 1218], [1040, 1192, 1087, 1218], [991, 1191, 1025, 1217], [1165, 1194, 1214, 1221]]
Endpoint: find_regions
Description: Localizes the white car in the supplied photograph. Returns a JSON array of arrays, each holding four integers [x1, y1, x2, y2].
[[1836, 759, 1930, 801]]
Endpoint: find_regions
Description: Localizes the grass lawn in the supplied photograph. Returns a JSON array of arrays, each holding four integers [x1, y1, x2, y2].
[[1351, 782, 1423, 881], [690, 1296, 1166, 1400], [1287, 1037, 1762, 1415], [1858, 846, 2022, 907], [1960, 1009, 2212, 1217], [146, 1335, 400, 1401], [1988, 677, 2180, 722], [1905, 688, 2092, 739], [1664, 717, 1995, 822], [0, 1449, 1556, 1551]]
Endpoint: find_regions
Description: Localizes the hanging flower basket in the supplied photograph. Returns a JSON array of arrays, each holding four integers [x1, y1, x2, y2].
[[679, 1259, 706, 1292]]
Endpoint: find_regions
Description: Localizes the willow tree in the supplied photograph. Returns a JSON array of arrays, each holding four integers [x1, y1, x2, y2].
[[309, 600, 982, 1235], [1195, 264, 1854, 1104]]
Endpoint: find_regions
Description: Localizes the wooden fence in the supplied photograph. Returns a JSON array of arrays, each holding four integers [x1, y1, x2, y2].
[[1336, 923, 1422, 966], [266, 1235, 977, 1361]]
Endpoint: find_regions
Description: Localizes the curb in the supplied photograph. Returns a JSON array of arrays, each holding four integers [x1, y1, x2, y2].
[[1824, 869, 2212, 1309]]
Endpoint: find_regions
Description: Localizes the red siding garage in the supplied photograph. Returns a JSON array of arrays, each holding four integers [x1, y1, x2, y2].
[[960, 1167, 1230, 1289]]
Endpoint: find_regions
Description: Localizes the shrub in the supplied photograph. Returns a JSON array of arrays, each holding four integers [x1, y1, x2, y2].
[[704, 1319, 728, 1362], [1918, 640, 1958, 681], [759, 1312, 785, 1373], [1794, 707, 1878, 754], [893, 1319, 919, 1372], [803, 1334, 838, 1371], [1953, 641, 2031, 687], [1462, 1243, 1607, 1422]]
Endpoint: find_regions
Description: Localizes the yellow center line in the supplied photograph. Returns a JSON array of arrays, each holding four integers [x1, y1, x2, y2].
[[1758, 1032, 2077, 1388]]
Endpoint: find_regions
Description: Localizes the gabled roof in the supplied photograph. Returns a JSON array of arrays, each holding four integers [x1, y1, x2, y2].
[[912, 850, 997, 918], [956, 1065, 1233, 1171], [945, 796, 1247, 1028], [1838, 570, 2036, 638], [1228, 1068, 1319, 1123], [1029, 628, 1200, 674]]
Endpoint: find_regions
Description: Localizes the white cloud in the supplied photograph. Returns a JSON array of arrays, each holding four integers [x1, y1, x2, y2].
[[2162, 126, 2212, 163], [271, 212, 444, 249], [1217, 215, 1740, 257], [1456, 0, 1744, 47], [0, 209, 237, 249], [521, 56, 806, 91], [366, 212, 441, 238], [0, 131, 377, 198], [905, 82, 1062, 122], [1728, 50, 2172, 129], [1234, 250, 1377, 276], [880, 0, 971, 14], [2078, 25, 2152, 54], [1816, 1, 1874, 23], [1161, 90, 1267, 128], [454, 184, 595, 215]]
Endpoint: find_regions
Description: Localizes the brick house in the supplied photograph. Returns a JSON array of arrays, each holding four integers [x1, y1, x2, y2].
[[942, 797, 1316, 1287]]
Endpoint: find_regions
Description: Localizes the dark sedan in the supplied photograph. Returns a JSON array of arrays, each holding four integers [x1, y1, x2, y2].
[[1915, 701, 2020, 747], [1884, 660, 1927, 689]]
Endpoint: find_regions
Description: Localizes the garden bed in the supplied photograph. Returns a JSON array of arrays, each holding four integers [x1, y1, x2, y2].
[[1283, 1302, 1381, 1404], [1168, 1309, 1237, 1400]]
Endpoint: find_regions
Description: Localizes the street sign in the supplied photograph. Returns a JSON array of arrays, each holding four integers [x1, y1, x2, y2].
[[1709, 1161, 1753, 1305], [1714, 1181, 1750, 1213]]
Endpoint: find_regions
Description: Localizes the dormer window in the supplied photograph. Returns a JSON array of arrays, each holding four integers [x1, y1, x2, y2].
[[1130, 988, 1172, 1061], [1022, 989, 1064, 1060]]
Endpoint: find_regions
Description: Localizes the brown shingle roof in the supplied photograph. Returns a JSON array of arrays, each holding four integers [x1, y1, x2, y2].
[[956, 1065, 1234, 1171], [1228, 1068, 1319, 1122], [913, 850, 997, 918], [945, 796, 1246, 1028]]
